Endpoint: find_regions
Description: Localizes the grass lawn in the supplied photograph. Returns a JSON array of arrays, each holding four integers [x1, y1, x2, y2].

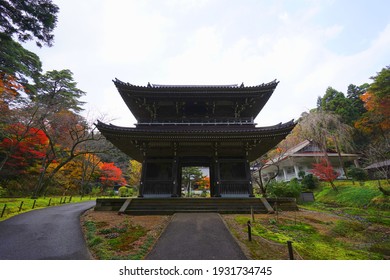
[[223, 180, 390, 260], [313, 180, 390, 209], [224, 211, 388, 260], [0, 196, 95, 221]]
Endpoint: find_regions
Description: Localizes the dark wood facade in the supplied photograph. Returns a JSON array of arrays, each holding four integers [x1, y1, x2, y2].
[[97, 79, 295, 197]]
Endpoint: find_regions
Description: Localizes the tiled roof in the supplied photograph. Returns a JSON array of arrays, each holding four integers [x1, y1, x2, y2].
[[96, 120, 295, 135]]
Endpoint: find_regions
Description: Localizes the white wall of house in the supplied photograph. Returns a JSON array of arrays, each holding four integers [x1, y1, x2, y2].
[[261, 156, 354, 183]]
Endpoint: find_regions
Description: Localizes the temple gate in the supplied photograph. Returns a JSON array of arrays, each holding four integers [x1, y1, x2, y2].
[[97, 80, 295, 198]]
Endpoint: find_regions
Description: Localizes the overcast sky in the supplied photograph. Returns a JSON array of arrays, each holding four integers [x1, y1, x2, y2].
[[26, 0, 390, 127]]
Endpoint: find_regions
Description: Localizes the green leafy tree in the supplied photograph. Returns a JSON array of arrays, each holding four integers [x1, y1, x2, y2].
[[0, 35, 42, 95], [301, 174, 319, 190], [0, 0, 59, 98], [346, 83, 368, 122], [267, 179, 301, 198], [34, 69, 86, 113], [317, 86, 361, 126], [347, 166, 368, 185], [181, 166, 203, 196], [0, 0, 59, 47]]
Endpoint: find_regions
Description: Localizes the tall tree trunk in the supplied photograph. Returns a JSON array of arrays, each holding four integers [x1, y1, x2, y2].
[[257, 168, 266, 197], [32, 155, 51, 198], [329, 180, 338, 191], [333, 135, 348, 179], [39, 155, 76, 196], [0, 153, 10, 171]]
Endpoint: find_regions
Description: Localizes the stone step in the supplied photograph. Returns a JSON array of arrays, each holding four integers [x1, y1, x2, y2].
[[95, 197, 297, 215]]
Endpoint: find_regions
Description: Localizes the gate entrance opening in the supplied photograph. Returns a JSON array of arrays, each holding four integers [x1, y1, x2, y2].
[[180, 166, 210, 197]]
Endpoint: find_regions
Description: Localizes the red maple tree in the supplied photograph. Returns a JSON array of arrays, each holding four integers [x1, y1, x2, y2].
[[310, 158, 340, 191], [99, 162, 126, 189], [0, 123, 48, 175]]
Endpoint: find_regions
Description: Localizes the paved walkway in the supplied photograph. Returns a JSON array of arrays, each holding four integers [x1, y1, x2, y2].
[[146, 213, 247, 260], [0, 201, 95, 260]]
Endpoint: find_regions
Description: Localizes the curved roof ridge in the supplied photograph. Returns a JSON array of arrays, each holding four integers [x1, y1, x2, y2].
[[151, 84, 239, 88], [113, 78, 279, 89]]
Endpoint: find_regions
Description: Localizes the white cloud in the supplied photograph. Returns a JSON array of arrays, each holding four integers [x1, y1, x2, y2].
[[324, 24, 344, 39], [99, 0, 172, 64], [24, 0, 390, 128]]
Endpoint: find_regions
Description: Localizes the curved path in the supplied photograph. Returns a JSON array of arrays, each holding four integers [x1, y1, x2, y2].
[[146, 213, 247, 260], [0, 201, 95, 260]]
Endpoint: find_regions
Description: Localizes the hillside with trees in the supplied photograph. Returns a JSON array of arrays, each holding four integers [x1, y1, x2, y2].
[[0, 0, 130, 198], [253, 66, 390, 196]]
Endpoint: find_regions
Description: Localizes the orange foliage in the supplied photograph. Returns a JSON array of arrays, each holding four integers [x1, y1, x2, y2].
[[197, 176, 210, 190], [0, 73, 24, 113], [356, 91, 390, 133], [99, 162, 126, 187]]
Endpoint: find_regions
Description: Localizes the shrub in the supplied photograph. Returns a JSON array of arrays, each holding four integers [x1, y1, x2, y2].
[[0, 185, 6, 197], [298, 170, 306, 179], [347, 167, 368, 183], [107, 190, 116, 197], [301, 174, 319, 190], [91, 186, 101, 196], [267, 179, 301, 198], [118, 186, 128, 197], [118, 186, 134, 197]]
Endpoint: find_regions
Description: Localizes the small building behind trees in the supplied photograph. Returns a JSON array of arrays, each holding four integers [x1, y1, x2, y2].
[[261, 140, 359, 182]]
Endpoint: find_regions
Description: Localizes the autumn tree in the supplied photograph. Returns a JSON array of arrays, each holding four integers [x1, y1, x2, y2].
[[299, 110, 353, 177], [197, 176, 210, 190], [32, 112, 108, 197], [100, 162, 126, 190], [80, 153, 102, 194], [310, 159, 340, 191], [128, 159, 142, 187], [0, 124, 48, 179], [355, 66, 390, 138], [19, 70, 111, 197]]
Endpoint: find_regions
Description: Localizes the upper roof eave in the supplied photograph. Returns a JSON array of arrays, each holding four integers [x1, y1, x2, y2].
[[113, 78, 279, 92]]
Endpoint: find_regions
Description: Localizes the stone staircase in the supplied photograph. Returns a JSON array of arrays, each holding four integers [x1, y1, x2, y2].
[[95, 197, 298, 215]]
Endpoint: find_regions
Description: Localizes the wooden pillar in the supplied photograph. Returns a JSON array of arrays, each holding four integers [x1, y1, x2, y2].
[[138, 159, 147, 197], [244, 142, 254, 197], [213, 157, 221, 197], [138, 142, 148, 198], [293, 165, 300, 178], [171, 157, 179, 197], [213, 142, 221, 197], [283, 168, 288, 181], [246, 160, 255, 197], [171, 142, 179, 197]]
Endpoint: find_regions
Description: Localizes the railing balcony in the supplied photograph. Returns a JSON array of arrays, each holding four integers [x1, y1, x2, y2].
[[136, 117, 255, 126]]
